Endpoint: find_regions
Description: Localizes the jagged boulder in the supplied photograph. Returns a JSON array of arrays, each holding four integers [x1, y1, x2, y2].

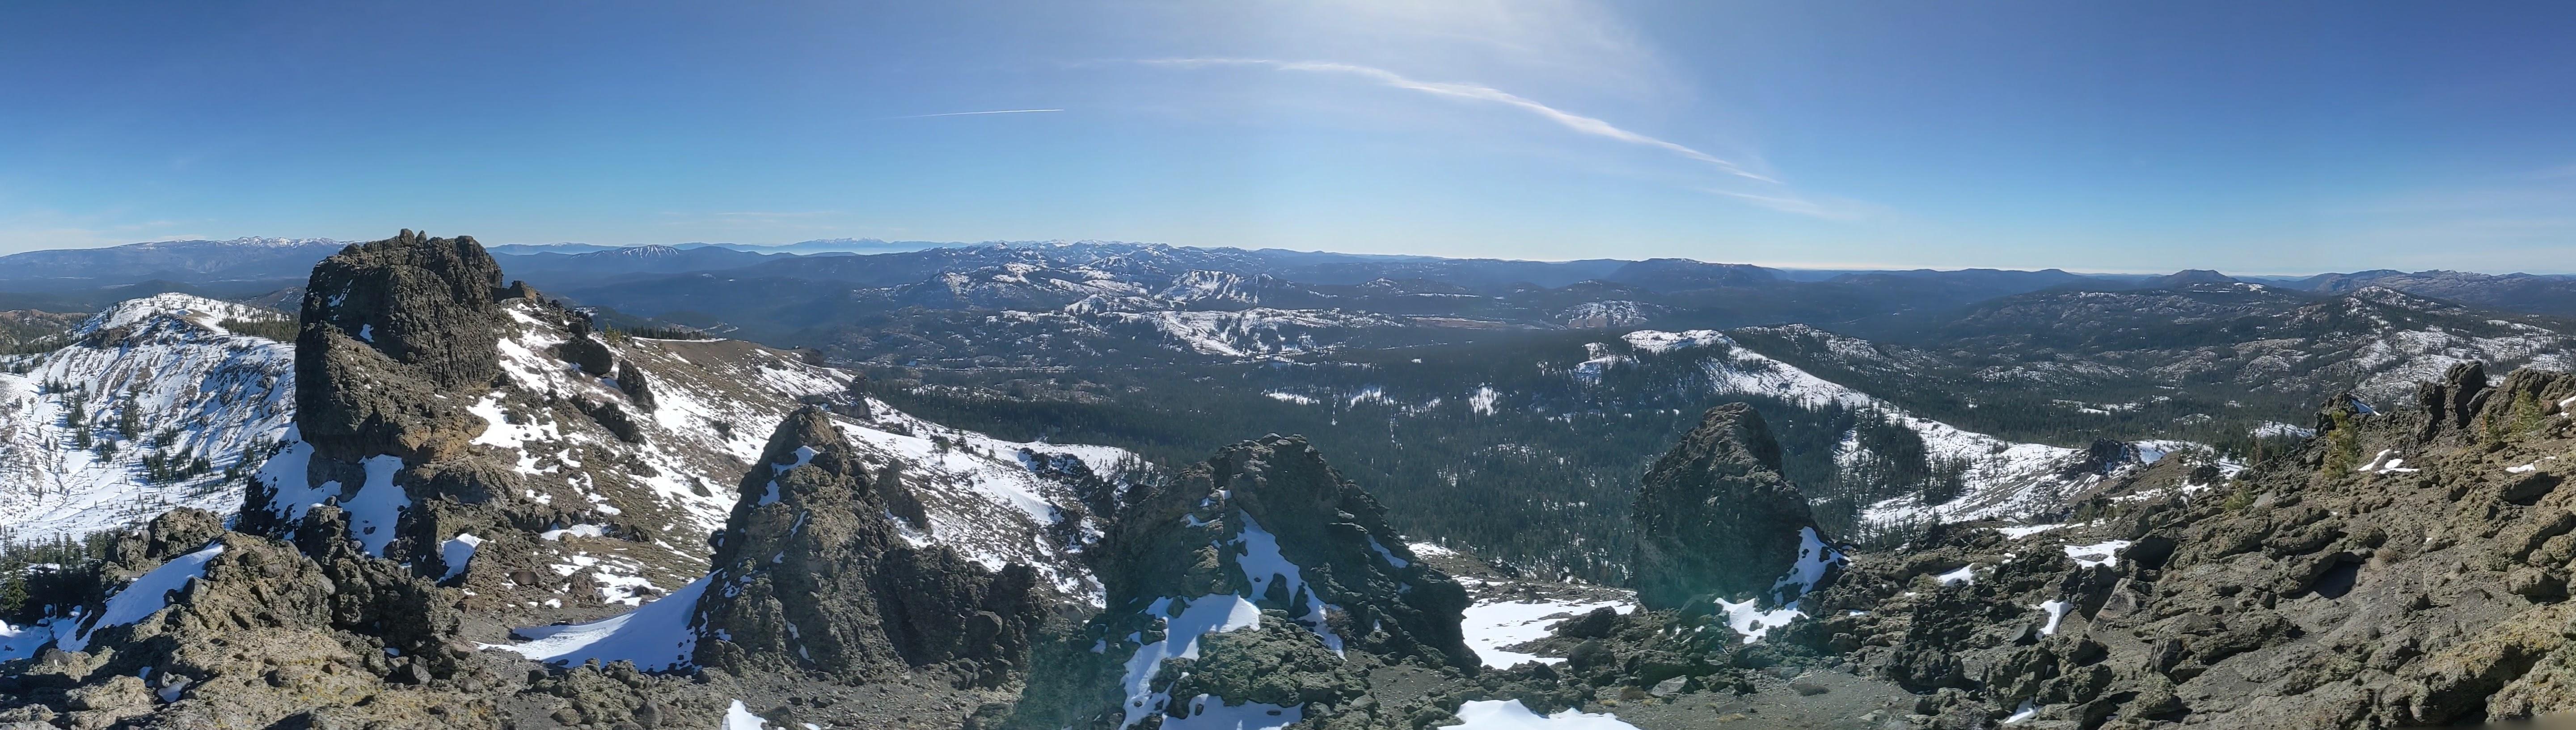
[[614, 359, 658, 411], [688, 407, 1047, 687], [1010, 434, 1474, 730], [1632, 403, 1830, 610], [2416, 361, 2490, 440], [557, 315, 616, 378]]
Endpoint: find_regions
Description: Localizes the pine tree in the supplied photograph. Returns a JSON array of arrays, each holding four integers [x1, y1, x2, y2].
[[117, 388, 144, 442]]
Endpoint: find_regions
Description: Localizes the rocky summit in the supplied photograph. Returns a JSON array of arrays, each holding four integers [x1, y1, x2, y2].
[[1009, 434, 1480, 730], [689, 406, 1048, 688], [1632, 404, 1837, 611]]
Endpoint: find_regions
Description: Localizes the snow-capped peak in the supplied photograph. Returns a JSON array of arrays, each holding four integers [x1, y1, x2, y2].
[[72, 293, 285, 338], [128, 237, 343, 249]]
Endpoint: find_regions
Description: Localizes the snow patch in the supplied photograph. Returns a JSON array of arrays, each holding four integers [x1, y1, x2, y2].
[[491, 573, 711, 671], [722, 700, 770, 730], [1459, 598, 1634, 668], [439, 533, 484, 582], [60, 543, 224, 653], [2063, 541, 2130, 568], [342, 456, 410, 557], [1118, 594, 1264, 728], [2003, 700, 2039, 724], [1231, 513, 1343, 654], [1262, 392, 1317, 405], [1441, 699, 1642, 730], [2252, 422, 2316, 439], [1997, 524, 2064, 539], [2035, 600, 2071, 636], [1163, 695, 1304, 730]]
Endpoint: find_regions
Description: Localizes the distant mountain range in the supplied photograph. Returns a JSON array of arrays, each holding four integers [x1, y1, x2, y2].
[[482, 237, 959, 255], [7, 235, 2576, 319]]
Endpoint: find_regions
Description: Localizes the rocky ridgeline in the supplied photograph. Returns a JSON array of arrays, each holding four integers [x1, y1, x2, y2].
[[229, 229, 904, 629], [689, 407, 1048, 688], [1009, 435, 1478, 730], [0, 231, 1053, 728], [0, 506, 519, 729], [1737, 362, 2576, 729]]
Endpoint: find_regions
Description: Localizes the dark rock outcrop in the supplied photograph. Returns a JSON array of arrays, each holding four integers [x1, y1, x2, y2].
[[1009, 435, 1475, 730], [0, 510, 504, 729], [2066, 438, 2141, 477], [688, 407, 1047, 688], [1631, 404, 1828, 610], [1778, 363, 2576, 728], [556, 315, 615, 378], [1112, 434, 1474, 666], [614, 359, 658, 411], [243, 232, 538, 578], [2416, 361, 2490, 440], [289, 229, 507, 464]]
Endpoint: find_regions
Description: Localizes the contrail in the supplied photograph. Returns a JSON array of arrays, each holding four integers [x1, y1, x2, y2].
[[894, 109, 1065, 118]]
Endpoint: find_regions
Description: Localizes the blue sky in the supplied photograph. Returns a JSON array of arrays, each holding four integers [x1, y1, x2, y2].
[[2, 1, 2571, 273]]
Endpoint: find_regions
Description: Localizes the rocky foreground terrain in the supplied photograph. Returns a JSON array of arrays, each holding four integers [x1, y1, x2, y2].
[[1, 231, 2574, 730]]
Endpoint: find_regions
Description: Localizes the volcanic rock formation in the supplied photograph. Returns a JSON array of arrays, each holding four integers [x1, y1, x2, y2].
[[688, 407, 1048, 688], [1631, 403, 1835, 610], [1010, 434, 1475, 729]]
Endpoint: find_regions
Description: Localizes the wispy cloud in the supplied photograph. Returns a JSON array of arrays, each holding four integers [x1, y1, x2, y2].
[[1144, 58, 1772, 183], [1699, 189, 1873, 220], [705, 211, 839, 218], [891, 109, 1065, 118], [653, 210, 848, 230]]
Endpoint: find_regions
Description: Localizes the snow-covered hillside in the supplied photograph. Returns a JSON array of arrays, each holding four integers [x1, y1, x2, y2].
[[1091, 307, 1403, 357], [0, 294, 293, 542], [258, 296, 1143, 612], [1600, 329, 2140, 527], [2333, 289, 2576, 397], [0, 293, 1139, 621]]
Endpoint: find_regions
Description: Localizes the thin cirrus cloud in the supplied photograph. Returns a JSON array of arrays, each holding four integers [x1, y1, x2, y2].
[[890, 109, 1066, 118], [1142, 58, 1770, 183], [1138, 58, 1866, 219], [1699, 189, 1873, 220]]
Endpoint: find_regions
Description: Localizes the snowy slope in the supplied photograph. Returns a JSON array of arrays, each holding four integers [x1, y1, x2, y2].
[[0, 294, 294, 542], [242, 296, 1138, 616], [0, 291, 1135, 629], [1603, 330, 2119, 527], [1091, 308, 1403, 357], [486, 402, 1141, 668]]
